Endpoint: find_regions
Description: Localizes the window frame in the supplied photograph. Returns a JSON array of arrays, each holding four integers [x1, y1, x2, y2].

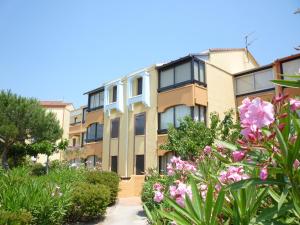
[[86, 123, 103, 143], [135, 113, 146, 136], [88, 91, 104, 111], [111, 118, 120, 139], [158, 57, 206, 92], [158, 105, 207, 134]]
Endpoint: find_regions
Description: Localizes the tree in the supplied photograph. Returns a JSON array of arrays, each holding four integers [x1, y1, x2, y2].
[[160, 110, 241, 160], [160, 117, 214, 160], [0, 90, 63, 170]]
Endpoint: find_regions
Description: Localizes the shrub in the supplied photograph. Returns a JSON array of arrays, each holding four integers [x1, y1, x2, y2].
[[0, 209, 32, 225], [68, 182, 110, 221], [86, 171, 120, 204], [30, 163, 46, 176]]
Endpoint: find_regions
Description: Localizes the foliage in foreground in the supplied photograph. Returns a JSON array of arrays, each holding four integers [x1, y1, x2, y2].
[[0, 165, 119, 224], [143, 95, 300, 224]]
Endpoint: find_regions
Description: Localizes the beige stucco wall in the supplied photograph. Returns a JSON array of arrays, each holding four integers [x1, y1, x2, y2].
[[102, 65, 158, 177], [37, 104, 74, 164], [208, 50, 258, 74]]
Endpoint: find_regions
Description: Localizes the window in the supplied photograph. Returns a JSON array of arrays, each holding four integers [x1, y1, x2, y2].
[[160, 68, 174, 88], [194, 61, 205, 83], [89, 91, 104, 110], [135, 113, 145, 135], [136, 155, 144, 175], [82, 108, 88, 123], [158, 152, 174, 174], [193, 105, 206, 124], [175, 62, 191, 84], [112, 86, 117, 102], [86, 123, 103, 142], [111, 156, 118, 173], [235, 68, 274, 95], [159, 105, 191, 130], [111, 118, 119, 138], [282, 58, 300, 80], [86, 155, 100, 169], [159, 59, 206, 90], [137, 77, 143, 95], [72, 138, 76, 147]]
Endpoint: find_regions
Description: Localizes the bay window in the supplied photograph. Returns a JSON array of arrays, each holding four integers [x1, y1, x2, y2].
[[158, 58, 206, 91]]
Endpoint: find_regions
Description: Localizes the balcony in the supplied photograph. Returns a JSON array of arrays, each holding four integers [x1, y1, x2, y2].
[[104, 80, 124, 116], [127, 71, 150, 111]]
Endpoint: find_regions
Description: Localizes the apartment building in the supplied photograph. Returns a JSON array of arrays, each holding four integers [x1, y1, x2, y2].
[[38, 101, 74, 164], [235, 53, 300, 104], [67, 48, 259, 177]]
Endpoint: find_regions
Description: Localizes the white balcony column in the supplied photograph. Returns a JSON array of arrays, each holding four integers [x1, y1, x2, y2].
[[104, 86, 110, 116], [141, 72, 150, 107], [127, 77, 134, 111], [116, 80, 124, 113]]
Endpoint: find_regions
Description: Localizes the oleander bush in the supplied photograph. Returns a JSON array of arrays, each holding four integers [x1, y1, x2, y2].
[[0, 166, 119, 224], [143, 94, 300, 224], [86, 171, 120, 204], [67, 182, 111, 221]]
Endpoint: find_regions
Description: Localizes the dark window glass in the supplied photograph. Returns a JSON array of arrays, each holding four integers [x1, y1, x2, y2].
[[81, 132, 85, 146], [111, 119, 119, 138], [136, 155, 144, 175], [111, 156, 118, 173], [137, 77, 143, 95], [89, 91, 104, 110], [135, 113, 145, 135], [82, 108, 88, 123], [87, 123, 96, 140], [112, 86, 117, 102], [86, 123, 103, 142], [72, 138, 76, 147], [96, 124, 103, 140]]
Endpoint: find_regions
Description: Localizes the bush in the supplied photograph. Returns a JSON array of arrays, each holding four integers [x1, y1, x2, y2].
[[30, 163, 46, 176], [0, 209, 32, 225], [141, 169, 174, 211], [68, 182, 110, 221], [86, 171, 120, 204]]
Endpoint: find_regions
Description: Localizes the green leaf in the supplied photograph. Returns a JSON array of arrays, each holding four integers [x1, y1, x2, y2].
[[191, 178, 204, 221], [256, 203, 294, 222], [205, 184, 214, 223], [159, 209, 191, 225], [275, 125, 289, 166], [211, 189, 225, 225], [226, 178, 287, 191], [278, 187, 289, 211], [272, 79, 300, 88], [215, 140, 238, 151]]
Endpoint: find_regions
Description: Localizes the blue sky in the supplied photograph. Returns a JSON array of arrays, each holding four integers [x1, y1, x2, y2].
[[0, 0, 299, 108]]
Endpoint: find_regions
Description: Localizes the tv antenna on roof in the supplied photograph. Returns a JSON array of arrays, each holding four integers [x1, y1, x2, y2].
[[244, 31, 258, 62]]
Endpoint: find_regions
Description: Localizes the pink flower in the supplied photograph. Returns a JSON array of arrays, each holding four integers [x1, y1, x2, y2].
[[219, 166, 249, 185], [200, 184, 208, 199], [260, 166, 268, 180], [293, 159, 300, 170], [153, 183, 163, 191], [232, 151, 246, 162], [290, 98, 300, 111], [167, 163, 175, 176], [169, 182, 192, 207], [153, 191, 164, 203], [204, 146, 212, 155], [238, 97, 274, 139]]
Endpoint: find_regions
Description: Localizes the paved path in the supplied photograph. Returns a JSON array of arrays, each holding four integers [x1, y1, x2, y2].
[[101, 197, 148, 225]]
